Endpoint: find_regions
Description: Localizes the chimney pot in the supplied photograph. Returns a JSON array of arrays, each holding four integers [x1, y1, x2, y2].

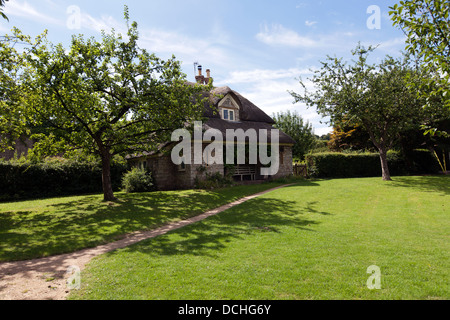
[[206, 69, 210, 78], [198, 65, 202, 76]]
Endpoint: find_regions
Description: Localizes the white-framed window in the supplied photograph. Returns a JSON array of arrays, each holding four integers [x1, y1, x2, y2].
[[222, 108, 235, 121]]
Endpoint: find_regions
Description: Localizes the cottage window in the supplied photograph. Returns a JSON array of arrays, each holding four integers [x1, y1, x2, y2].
[[222, 108, 235, 121]]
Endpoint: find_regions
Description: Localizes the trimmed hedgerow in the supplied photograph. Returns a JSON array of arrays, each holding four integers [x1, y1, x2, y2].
[[0, 159, 127, 201], [305, 150, 439, 178]]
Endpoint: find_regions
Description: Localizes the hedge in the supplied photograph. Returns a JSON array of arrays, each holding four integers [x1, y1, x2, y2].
[[0, 161, 127, 201], [305, 150, 440, 178]]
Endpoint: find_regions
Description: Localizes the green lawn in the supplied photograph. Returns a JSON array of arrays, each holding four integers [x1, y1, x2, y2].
[[0, 182, 287, 262], [68, 176, 449, 300]]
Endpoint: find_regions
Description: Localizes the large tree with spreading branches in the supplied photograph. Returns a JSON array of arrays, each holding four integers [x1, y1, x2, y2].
[[389, 0, 449, 136], [290, 45, 436, 181], [20, 8, 208, 201]]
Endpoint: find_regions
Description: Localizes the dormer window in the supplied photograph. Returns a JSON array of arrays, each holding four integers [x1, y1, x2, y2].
[[219, 95, 240, 122], [223, 109, 235, 121]]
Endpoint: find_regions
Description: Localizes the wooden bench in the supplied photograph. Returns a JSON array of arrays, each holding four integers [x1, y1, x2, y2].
[[233, 166, 256, 181]]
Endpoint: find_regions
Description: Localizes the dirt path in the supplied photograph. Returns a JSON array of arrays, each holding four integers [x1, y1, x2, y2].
[[0, 184, 292, 300]]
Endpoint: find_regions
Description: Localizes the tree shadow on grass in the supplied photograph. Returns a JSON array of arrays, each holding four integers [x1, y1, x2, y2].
[[389, 175, 450, 196], [115, 195, 325, 259], [0, 190, 243, 262], [0, 183, 320, 262]]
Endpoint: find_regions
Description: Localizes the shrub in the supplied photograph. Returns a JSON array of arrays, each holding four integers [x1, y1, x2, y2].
[[305, 150, 440, 178], [0, 158, 127, 201], [121, 167, 154, 193], [194, 172, 234, 190]]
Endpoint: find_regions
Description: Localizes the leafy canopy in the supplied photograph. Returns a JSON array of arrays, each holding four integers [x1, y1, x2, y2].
[[389, 0, 449, 115], [24, 8, 208, 160], [0, 0, 8, 21], [273, 110, 316, 160], [289, 44, 433, 180], [18, 7, 209, 200]]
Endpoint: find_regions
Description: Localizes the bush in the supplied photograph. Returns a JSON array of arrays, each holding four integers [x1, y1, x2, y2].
[[305, 150, 440, 178], [121, 167, 154, 193], [0, 158, 127, 201], [194, 172, 234, 190]]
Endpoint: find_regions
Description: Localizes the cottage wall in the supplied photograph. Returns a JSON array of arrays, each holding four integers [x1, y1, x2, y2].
[[273, 146, 293, 179], [131, 143, 226, 190], [129, 144, 293, 191]]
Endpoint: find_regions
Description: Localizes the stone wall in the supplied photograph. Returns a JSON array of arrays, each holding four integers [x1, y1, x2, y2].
[[273, 146, 293, 179], [128, 143, 293, 191], [130, 144, 226, 190]]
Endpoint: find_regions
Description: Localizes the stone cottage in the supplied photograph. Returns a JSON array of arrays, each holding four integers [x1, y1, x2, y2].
[[127, 67, 295, 190]]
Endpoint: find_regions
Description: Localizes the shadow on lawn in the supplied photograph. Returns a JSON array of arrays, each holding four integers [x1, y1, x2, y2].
[[390, 175, 450, 195], [116, 195, 324, 259], [0, 183, 320, 262], [0, 190, 244, 261]]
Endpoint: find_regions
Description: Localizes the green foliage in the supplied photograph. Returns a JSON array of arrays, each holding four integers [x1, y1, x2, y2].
[[0, 29, 40, 152], [389, 0, 450, 114], [290, 44, 436, 180], [273, 110, 316, 160], [0, 0, 8, 21], [310, 139, 331, 154], [9, 6, 209, 201], [121, 167, 154, 193], [194, 172, 235, 190], [306, 150, 440, 178], [0, 158, 126, 201]]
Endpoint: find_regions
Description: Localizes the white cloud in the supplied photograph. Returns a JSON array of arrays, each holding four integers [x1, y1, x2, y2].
[[81, 13, 128, 35], [377, 37, 407, 54], [4, 0, 62, 26], [76, 12, 234, 70], [220, 66, 331, 134], [256, 23, 318, 48], [305, 20, 317, 27], [224, 68, 313, 84]]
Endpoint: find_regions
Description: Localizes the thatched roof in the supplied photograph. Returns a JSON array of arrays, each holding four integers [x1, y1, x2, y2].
[[204, 86, 276, 124], [203, 86, 294, 145], [204, 118, 295, 145], [126, 85, 295, 159]]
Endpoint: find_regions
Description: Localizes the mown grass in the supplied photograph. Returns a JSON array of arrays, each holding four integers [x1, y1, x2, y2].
[[68, 176, 449, 300], [0, 181, 288, 262]]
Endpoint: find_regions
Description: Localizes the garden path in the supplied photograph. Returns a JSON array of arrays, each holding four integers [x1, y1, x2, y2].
[[0, 184, 292, 300]]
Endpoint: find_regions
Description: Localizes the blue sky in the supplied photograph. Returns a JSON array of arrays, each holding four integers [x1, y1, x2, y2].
[[2, 0, 407, 135]]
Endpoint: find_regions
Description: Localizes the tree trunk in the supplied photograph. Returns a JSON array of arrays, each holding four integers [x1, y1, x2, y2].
[[100, 151, 117, 201], [366, 125, 392, 181], [378, 147, 392, 181]]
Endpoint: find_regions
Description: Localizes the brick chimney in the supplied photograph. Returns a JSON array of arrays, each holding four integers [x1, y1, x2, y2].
[[195, 65, 205, 84], [205, 69, 213, 85], [195, 65, 213, 85]]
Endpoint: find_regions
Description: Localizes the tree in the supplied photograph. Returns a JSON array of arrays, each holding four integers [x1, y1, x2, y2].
[[0, 0, 8, 21], [22, 8, 208, 201], [290, 45, 426, 181], [272, 110, 316, 160], [328, 122, 374, 152], [0, 29, 38, 152], [389, 0, 450, 133]]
